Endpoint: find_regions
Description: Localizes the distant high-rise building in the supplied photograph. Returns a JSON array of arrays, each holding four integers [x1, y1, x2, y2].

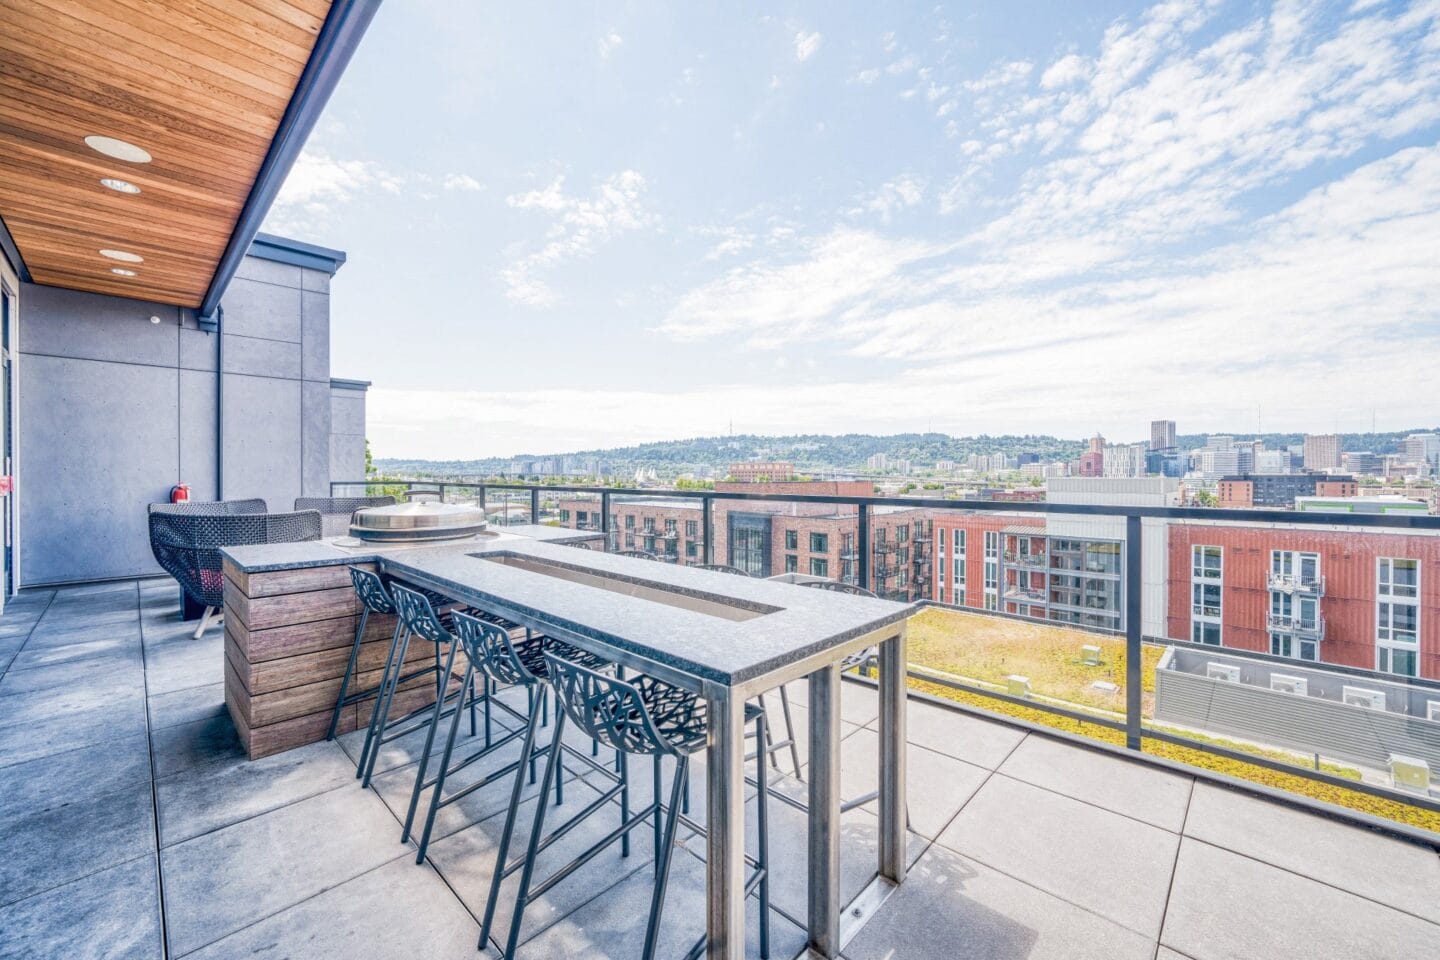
[[1341, 451, 1384, 476], [935, 460, 956, 473], [1303, 434, 1342, 471], [1151, 419, 1177, 450], [866, 453, 889, 471], [1079, 433, 1105, 477], [1403, 433, 1440, 472], [1103, 442, 1148, 478]]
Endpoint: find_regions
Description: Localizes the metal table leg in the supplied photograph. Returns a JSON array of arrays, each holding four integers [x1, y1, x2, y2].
[[706, 684, 748, 960], [877, 628, 908, 882], [807, 663, 842, 957]]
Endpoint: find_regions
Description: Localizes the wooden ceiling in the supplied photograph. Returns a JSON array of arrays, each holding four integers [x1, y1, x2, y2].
[[0, 0, 333, 307]]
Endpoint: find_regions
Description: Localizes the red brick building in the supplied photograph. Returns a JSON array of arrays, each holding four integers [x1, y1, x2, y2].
[[1166, 524, 1440, 678], [726, 461, 795, 482]]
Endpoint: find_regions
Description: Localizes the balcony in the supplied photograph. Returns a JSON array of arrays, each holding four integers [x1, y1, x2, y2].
[[1268, 572, 1326, 596], [1004, 551, 1047, 568], [1003, 584, 1048, 604], [4, 580, 1435, 959], [1267, 613, 1327, 640]]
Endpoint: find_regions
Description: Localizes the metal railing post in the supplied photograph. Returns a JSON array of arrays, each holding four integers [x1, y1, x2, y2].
[[858, 502, 871, 593], [530, 486, 541, 526], [601, 491, 612, 550], [1125, 513, 1143, 751], [702, 496, 713, 565], [477, 484, 487, 520]]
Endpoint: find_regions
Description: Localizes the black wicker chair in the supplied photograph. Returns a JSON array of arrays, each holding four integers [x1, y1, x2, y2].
[[295, 495, 396, 537], [148, 503, 321, 638]]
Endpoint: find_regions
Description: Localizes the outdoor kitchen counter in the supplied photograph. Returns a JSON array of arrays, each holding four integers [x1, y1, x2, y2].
[[223, 533, 915, 960], [219, 525, 602, 759]]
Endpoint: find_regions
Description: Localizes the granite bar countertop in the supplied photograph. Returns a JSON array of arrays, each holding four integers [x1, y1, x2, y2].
[[225, 530, 912, 687], [222, 524, 601, 574], [378, 538, 912, 686]]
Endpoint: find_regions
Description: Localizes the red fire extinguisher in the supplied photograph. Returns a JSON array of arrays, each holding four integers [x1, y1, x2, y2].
[[170, 483, 190, 504]]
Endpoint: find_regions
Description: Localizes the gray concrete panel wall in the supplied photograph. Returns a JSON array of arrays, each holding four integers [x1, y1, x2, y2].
[[329, 382, 367, 484], [17, 253, 341, 585]]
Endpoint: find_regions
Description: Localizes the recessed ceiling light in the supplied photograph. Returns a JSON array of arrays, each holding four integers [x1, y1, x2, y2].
[[84, 135, 152, 163], [99, 249, 143, 263], [110, 267, 138, 277], [100, 178, 141, 194]]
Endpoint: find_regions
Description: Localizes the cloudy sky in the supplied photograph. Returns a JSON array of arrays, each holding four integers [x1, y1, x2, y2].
[[264, 0, 1440, 459]]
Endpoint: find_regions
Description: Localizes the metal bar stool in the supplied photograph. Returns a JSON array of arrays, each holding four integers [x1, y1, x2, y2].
[[498, 655, 772, 960], [355, 582, 485, 787], [409, 610, 618, 865], [330, 568, 455, 748]]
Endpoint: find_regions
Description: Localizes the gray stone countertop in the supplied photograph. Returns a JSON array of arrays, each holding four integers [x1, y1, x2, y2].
[[222, 524, 602, 574], [377, 538, 913, 687]]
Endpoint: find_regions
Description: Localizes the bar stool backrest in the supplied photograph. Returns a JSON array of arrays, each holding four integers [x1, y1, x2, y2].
[[802, 579, 878, 598], [544, 652, 679, 757], [390, 583, 451, 644], [148, 505, 320, 608], [451, 611, 533, 686], [349, 567, 396, 615]]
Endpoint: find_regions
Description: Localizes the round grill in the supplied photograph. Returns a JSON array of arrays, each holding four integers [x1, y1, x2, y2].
[[347, 501, 488, 542]]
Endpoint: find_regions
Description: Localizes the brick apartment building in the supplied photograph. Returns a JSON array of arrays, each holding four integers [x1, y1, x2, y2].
[[726, 461, 795, 482], [1217, 474, 1358, 508], [1167, 523, 1439, 679], [556, 479, 932, 601]]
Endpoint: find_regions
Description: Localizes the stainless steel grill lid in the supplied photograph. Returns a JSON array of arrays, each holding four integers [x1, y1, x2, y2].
[[347, 501, 488, 542]]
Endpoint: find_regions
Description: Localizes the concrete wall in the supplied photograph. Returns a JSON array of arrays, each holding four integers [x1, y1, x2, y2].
[[17, 248, 346, 585], [329, 379, 368, 484]]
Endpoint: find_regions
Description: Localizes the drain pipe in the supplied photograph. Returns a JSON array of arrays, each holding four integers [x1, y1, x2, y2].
[[210, 307, 224, 499]]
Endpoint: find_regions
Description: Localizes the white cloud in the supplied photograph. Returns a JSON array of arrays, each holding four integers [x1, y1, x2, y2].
[[502, 170, 654, 306], [599, 29, 623, 59], [265, 150, 401, 235], [855, 68, 881, 84], [442, 173, 483, 192], [857, 175, 925, 221], [794, 30, 822, 62]]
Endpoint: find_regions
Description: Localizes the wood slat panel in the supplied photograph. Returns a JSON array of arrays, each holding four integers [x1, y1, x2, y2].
[[0, 0, 332, 306]]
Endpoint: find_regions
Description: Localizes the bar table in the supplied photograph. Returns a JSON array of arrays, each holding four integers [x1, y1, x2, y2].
[[377, 537, 912, 960]]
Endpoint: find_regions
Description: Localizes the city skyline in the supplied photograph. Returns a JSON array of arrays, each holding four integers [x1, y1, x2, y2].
[[264, 1, 1440, 459]]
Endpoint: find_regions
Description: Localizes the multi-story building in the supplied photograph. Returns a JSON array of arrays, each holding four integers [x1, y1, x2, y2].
[[1341, 451, 1384, 475], [1167, 523, 1440, 679], [1151, 419, 1177, 451], [1303, 433, 1343, 471], [866, 453, 889, 471], [1078, 433, 1105, 477], [1102, 442, 1148, 478], [727, 461, 794, 482], [1403, 433, 1440, 473], [1217, 474, 1358, 509], [556, 480, 930, 601]]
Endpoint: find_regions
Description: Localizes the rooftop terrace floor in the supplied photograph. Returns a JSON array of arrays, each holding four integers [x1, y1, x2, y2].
[[1, 579, 1437, 959]]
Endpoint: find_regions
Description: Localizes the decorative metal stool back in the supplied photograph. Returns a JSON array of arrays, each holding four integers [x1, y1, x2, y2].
[[492, 652, 771, 960], [328, 568, 399, 752], [615, 549, 660, 560], [355, 583, 483, 789], [695, 563, 752, 576], [402, 610, 588, 863], [803, 579, 877, 598]]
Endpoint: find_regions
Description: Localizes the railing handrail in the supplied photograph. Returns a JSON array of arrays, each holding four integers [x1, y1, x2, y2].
[[332, 479, 1440, 531]]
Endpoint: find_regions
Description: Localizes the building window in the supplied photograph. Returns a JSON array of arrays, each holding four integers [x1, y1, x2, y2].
[[809, 532, 828, 553], [625, 515, 634, 529], [785, 530, 798, 550], [576, 511, 588, 528], [644, 517, 655, 533], [810, 558, 828, 577], [685, 541, 697, 558], [644, 537, 656, 553], [842, 532, 855, 556], [983, 530, 999, 609], [625, 532, 635, 548], [785, 555, 798, 573], [1377, 558, 1419, 676], [609, 514, 618, 531], [1192, 545, 1222, 580], [938, 527, 947, 552], [1190, 545, 1223, 645], [897, 525, 909, 543], [686, 520, 698, 538], [665, 518, 676, 535], [560, 510, 570, 524]]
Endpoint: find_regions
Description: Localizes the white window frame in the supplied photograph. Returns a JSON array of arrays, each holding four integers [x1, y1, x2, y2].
[[1376, 557, 1420, 677], [1190, 545, 1223, 646]]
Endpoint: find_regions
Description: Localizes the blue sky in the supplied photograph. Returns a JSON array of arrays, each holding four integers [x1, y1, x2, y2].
[[264, 1, 1440, 459]]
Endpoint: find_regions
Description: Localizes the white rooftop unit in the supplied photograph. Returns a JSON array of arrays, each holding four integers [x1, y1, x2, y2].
[[1270, 674, 1308, 696], [1206, 663, 1241, 683], [1341, 687, 1386, 711]]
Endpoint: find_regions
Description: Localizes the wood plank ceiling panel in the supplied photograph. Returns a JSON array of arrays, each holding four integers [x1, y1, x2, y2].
[[0, 0, 332, 307]]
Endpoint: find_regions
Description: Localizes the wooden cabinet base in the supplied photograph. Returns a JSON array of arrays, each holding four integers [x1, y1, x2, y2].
[[221, 559, 458, 761]]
